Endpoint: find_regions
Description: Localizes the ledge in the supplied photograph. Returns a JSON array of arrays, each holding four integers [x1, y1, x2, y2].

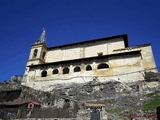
[[27, 50, 141, 67]]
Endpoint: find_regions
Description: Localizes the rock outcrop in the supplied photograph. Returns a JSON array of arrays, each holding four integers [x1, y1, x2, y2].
[[0, 73, 160, 119]]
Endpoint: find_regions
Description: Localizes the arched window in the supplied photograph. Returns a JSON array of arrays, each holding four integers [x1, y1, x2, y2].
[[42, 52, 46, 59], [74, 66, 81, 72], [97, 63, 109, 69], [53, 69, 59, 74], [63, 67, 69, 74], [41, 70, 47, 77], [33, 49, 38, 58], [86, 65, 92, 71]]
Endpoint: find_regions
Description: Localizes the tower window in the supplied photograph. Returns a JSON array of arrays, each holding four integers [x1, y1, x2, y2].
[[86, 65, 92, 71], [53, 69, 59, 74], [63, 67, 69, 74], [33, 49, 38, 58], [41, 70, 47, 77], [74, 66, 81, 72], [97, 63, 109, 69]]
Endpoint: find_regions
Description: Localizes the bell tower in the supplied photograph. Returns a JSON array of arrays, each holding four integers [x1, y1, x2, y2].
[[27, 28, 48, 66]]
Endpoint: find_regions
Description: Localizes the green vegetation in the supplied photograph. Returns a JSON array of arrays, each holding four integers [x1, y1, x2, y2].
[[106, 108, 122, 113], [142, 98, 160, 111], [146, 91, 159, 97], [143, 90, 160, 111]]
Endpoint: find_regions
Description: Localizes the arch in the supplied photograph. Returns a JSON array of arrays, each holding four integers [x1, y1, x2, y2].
[[63, 67, 69, 74], [41, 70, 47, 77], [53, 69, 59, 74], [86, 65, 92, 71], [74, 66, 81, 72], [97, 63, 109, 69], [33, 49, 38, 58]]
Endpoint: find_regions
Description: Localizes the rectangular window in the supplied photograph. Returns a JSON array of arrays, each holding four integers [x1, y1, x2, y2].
[[97, 52, 103, 56]]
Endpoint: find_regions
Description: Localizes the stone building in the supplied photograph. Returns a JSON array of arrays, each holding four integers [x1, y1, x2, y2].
[[22, 29, 157, 89]]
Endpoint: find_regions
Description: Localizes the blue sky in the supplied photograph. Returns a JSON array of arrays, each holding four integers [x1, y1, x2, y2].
[[0, 0, 160, 81]]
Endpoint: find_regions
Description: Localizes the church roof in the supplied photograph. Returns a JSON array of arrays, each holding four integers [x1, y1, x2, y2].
[[48, 34, 128, 50]]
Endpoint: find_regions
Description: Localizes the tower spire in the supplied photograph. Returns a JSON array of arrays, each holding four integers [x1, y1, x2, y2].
[[35, 28, 46, 44]]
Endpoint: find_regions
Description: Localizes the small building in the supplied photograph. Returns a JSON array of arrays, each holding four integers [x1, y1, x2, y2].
[[84, 103, 106, 120], [22, 29, 157, 89], [0, 100, 40, 109], [0, 100, 40, 119]]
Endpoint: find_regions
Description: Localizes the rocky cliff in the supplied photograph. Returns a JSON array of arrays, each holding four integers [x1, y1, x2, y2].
[[0, 72, 160, 119]]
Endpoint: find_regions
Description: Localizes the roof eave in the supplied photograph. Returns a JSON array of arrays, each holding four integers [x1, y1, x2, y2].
[[48, 34, 129, 49]]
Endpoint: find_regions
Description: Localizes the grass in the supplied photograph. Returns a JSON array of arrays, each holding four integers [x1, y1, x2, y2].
[[143, 90, 160, 111], [106, 108, 122, 113], [142, 98, 160, 111]]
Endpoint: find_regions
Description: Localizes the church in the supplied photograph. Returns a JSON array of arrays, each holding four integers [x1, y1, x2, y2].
[[22, 29, 157, 89]]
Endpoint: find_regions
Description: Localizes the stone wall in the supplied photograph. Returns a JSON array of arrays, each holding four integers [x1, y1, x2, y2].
[[23, 51, 148, 88], [45, 38, 125, 63]]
